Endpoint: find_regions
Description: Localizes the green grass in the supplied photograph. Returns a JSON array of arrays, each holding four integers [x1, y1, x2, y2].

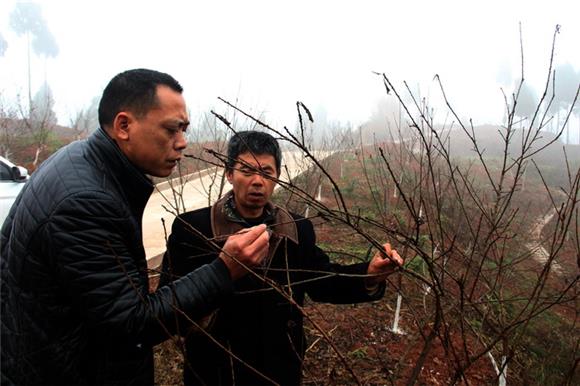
[[317, 242, 372, 264], [516, 309, 578, 385]]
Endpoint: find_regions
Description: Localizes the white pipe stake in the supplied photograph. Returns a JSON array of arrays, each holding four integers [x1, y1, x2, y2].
[[391, 293, 405, 334]]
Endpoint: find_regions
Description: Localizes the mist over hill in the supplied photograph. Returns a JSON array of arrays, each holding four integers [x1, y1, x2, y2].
[[359, 120, 579, 162], [357, 121, 579, 188], [446, 125, 578, 162]]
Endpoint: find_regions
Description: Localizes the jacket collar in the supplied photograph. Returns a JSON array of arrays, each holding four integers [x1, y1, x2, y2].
[[211, 190, 298, 245], [87, 127, 154, 218]]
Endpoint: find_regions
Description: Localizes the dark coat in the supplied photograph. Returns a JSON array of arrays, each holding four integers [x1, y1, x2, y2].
[[0, 128, 233, 385], [162, 193, 385, 386]]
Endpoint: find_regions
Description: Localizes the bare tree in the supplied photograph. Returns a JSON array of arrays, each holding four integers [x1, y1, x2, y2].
[[16, 83, 58, 169], [68, 96, 99, 140], [512, 79, 538, 129], [9, 2, 59, 112], [0, 94, 19, 159], [547, 63, 580, 141], [151, 25, 579, 385]]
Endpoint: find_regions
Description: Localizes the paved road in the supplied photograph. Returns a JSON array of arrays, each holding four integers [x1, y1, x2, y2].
[[142, 150, 334, 266], [526, 208, 564, 276]]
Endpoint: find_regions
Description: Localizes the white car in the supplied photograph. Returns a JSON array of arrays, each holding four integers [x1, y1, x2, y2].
[[0, 156, 29, 228]]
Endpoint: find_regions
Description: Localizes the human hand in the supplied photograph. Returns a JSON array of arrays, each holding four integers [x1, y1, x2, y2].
[[366, 243, 404, 286], [219, 224, 270, 280]]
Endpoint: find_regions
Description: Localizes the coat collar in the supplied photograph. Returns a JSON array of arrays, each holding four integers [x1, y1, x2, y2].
[[87, 127, 154, 218], [211, 190, 298, 245]]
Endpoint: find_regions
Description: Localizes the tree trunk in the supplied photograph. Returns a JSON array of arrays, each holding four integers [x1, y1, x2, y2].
[[32, 145, 42, 169]]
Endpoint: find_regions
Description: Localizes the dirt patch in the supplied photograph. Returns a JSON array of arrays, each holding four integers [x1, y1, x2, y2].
[[152, 295, 496, 385]]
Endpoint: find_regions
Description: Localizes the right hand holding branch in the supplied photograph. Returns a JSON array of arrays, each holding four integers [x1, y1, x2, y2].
[[219, 224, 270, 280]]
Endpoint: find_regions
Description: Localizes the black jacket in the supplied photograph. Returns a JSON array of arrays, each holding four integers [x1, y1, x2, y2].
[[161, 193, 385, 386], [0, 128, 233, 385]]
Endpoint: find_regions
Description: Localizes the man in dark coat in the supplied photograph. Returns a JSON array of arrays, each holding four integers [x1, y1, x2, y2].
[[0, 69, 270, 385], [162, 130, 404, 385]]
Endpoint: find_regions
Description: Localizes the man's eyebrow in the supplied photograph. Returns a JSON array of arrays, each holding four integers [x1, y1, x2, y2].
[[165, 119, 190, 128], [240, 162, 273, 168], [237, 163, 273, 172]]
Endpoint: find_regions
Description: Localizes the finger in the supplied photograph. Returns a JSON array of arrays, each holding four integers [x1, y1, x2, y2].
[[376, 248, 403, 268], [375, 255, 397, 268], [391, 250, 403, 266], [234, 224, 269, 246], [242, 228, 271, 261], [252, 228, 271, 251], [384, 243, 393, 258]]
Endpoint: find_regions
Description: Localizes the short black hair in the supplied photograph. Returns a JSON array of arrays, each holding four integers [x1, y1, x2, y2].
[[226, 131, 282, 175], [98, 68, 183, 129]]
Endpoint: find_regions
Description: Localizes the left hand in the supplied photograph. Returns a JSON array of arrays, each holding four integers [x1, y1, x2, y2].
[[366, 242, 404, 286]]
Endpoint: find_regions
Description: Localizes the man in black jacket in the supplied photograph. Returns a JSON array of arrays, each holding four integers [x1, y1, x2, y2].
[[162, 130, 404, 385], [0, 69, 270, 385]]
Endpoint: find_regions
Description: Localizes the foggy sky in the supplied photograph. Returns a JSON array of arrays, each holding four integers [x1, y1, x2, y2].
[[0, 0, 578, 137]]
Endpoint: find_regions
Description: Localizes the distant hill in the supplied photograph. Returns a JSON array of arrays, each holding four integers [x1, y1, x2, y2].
[[447, 124, 580, 166], [357, 121, 579, 165], [356, 122, 579, 188]]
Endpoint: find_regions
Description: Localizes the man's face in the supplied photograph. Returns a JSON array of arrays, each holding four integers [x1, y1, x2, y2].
[[120, 85, 189, 177], [227, 152, 278, 219]]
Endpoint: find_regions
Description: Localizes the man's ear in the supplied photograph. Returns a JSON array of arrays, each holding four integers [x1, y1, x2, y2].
[[226, 169, 234, 184], [111, 112, 132, 141]]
